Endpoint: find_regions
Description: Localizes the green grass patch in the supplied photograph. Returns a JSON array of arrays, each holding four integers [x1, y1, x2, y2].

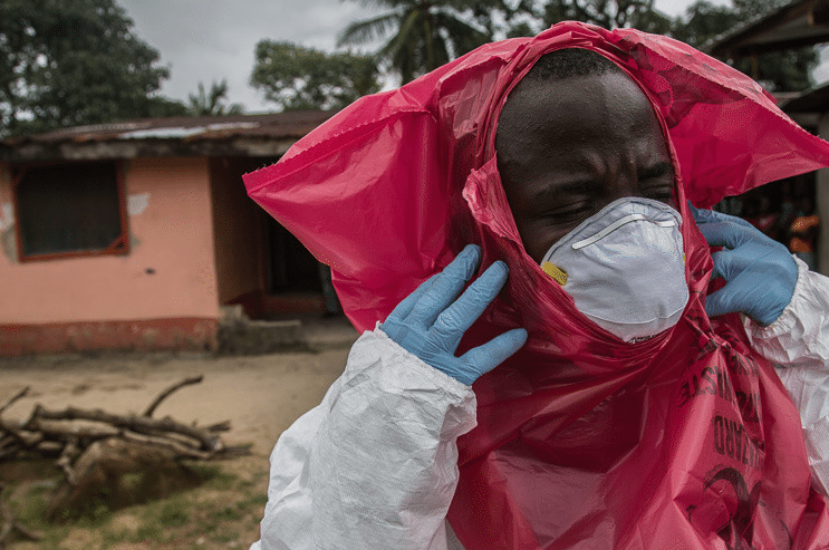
[[185, 462, 238, 490], [158, 498, 191, 527], [213, 504, 244, 522], [100, 526, 130, 546], [132, 493, 191, 541], [10, 484, 50, 525], [133, 521, 164, 542], [76, 498, 114, 528], [1, 460, 266, 549], [118, 472, 144, 493], [3, 482, 69, 549], [210, 526, 237, 543]]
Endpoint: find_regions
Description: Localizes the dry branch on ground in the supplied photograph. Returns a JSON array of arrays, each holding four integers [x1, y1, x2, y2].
[[0, 377, 251, 538]]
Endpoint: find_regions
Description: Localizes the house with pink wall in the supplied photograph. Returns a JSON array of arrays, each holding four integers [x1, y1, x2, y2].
[[0, 112, 333, 356]]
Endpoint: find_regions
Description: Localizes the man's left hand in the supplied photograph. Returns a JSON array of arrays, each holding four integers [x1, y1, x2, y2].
[[690, 204, 798, 326]]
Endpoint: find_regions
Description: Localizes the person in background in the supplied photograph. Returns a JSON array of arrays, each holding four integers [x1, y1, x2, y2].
[[777, 180, 797, 238], [745, 193, 779, 240], [789, 195, 820, 270]]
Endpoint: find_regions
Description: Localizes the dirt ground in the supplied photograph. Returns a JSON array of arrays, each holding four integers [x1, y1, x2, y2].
[[0, 316, 360, 549]]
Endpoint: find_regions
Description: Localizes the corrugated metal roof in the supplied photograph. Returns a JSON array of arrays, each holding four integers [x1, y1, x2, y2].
[[7, 111, 334, 144], [0, 110, 336, 162]]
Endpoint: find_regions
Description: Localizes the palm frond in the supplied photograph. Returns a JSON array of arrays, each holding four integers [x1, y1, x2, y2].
[[381, 9, 422, 82], [433, 11, 490, 38], [431, 28, 452, 68], [380, 9, 420, 60], [422, 16, 435, 70], [337, 12, 403, 47], [434, 12, 490, 57]]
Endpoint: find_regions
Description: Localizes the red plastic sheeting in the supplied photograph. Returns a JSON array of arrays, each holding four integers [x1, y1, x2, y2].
[[245, 21, 829, 550]]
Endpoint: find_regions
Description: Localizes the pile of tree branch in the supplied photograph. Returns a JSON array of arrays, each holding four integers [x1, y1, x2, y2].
[[0, 376, 251, 545]]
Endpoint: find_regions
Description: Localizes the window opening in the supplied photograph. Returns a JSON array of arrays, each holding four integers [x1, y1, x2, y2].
[[13, 161, 128, 261]]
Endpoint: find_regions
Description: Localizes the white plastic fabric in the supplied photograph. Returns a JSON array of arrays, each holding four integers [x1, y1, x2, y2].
[[252, 328, 476, 550], [251, 263, 829, 550], [748, 256, 829, 495]]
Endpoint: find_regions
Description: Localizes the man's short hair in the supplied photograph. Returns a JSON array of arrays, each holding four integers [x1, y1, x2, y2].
[[520, 48, 622, 83]]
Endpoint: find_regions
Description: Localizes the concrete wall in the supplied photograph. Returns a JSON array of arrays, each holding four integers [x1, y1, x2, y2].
[[0, 157, 221, 354]]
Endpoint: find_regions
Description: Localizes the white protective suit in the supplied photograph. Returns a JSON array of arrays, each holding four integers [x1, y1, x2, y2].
[[250, 256, 829, 550]]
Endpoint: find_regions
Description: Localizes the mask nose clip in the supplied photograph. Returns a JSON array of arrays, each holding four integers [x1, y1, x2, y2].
[[541, 262, 568, 286]]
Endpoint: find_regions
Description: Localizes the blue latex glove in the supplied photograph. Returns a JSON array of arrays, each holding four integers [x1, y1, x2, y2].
[[380, 244, 528, 386], [690, 204, 798, 326]]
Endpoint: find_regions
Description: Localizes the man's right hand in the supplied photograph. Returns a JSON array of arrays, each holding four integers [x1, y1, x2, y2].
[[380, 244, 528, 386]]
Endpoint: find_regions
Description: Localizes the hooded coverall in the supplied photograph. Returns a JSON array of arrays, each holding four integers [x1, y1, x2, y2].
[[250, 258, 829, 550], [244, 22, 829, 550]]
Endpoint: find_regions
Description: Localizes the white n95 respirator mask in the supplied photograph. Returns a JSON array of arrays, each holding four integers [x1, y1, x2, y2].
[[540, 197, 689, 343]]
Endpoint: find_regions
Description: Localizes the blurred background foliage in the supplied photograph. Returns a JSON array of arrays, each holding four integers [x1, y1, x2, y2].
[[0, 0, 818, 137]]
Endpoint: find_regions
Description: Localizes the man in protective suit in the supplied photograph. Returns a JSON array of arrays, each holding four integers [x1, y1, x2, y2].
[[245, 22, 829, 550]]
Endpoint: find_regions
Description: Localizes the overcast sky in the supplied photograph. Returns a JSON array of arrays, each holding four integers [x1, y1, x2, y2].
[[117, 0, 779, 114], [117, 0, 380, 113]]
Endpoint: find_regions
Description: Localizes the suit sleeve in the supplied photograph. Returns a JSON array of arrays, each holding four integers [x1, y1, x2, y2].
[[250, 328, 477, 550], [746, 256, 829, 494]]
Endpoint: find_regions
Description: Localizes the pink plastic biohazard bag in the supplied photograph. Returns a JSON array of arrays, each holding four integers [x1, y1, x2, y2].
[[245, 21, 829, 550]]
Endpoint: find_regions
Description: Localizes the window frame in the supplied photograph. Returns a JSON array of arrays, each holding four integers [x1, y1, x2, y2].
[[11, 160, 130, 263]]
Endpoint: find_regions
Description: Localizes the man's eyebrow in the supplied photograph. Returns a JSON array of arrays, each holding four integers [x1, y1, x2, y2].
[[528, 179, 601, 201], [639, 161, 674, 178]]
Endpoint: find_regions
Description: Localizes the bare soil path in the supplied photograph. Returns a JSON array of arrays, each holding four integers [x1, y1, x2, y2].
[[0, 317, 360, 549]]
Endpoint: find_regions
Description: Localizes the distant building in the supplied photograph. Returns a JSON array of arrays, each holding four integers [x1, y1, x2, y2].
[[707, 0, 829, 275], [0, 111, 333, 355]]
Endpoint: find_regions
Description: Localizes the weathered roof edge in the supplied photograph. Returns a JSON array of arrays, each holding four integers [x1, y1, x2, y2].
[[706, 0, 829, 57], [779, 80, 829, 113], [0, 110, 335, 163]]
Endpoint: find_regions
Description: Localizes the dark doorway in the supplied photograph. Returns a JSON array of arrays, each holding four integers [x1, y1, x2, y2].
[[265, 215, 322, 295]]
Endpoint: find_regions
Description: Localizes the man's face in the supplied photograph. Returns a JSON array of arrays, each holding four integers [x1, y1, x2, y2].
[[496, 71, 676, 263]]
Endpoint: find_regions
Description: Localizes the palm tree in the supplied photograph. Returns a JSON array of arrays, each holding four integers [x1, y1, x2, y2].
[[187, 80, 244, 116], [337, 0, 493, 84]]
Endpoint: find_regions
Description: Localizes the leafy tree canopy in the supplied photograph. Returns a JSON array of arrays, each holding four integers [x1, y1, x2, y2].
[[541, 0, 672, 34], [0, 0, 182, 137], [253, 0, 817, 116], [515, 0, 816, 92], [250, 41, 381, 111]]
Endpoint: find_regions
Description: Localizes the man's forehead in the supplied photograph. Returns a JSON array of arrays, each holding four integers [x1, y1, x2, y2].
[[496, 71, 664, 163]]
